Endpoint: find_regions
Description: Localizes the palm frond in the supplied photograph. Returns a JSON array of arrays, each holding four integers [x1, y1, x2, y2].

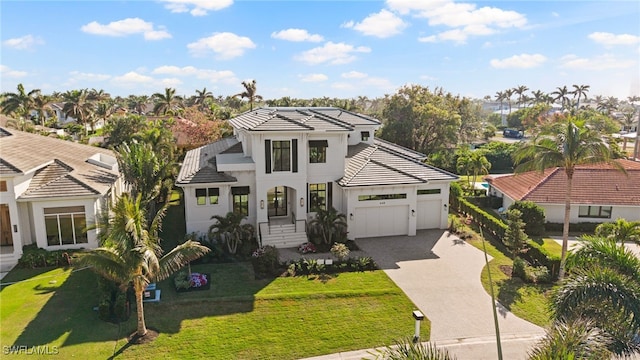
[[156, 241, 210, 281]]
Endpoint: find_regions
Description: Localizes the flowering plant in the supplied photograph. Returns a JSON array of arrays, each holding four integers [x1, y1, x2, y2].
[[330, 242, 350, 260], [298, 242, 317, 254], [189, 272, 208, 288]]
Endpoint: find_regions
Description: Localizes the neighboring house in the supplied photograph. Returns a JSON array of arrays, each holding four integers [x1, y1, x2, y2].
[[486, 159, 640, 224], [0, 128, 122, 269], [176, 107, 457, 248]]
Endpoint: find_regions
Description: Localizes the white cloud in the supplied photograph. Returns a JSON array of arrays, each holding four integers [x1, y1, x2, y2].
[[161, 0, 233, 16], [152, 65, 237, 83], [559, 54, 636, 70], [341, 71, 368, 79], [271, 29, 323, 42], [0, 65, 28, 78], [81, 18, 171, 40], [551, 12, 560, 17], [187, 32, 256, 59], [490, 53, 547, 69], [343, 9, 407, 38], [68, 71, 111, 81], [388, 0, 526, 43], [588, 32, 640, 46], [295, 42, 371, 65], [2, 35, 44, 50], [160, 78, 183, 87], [299, 73, 328, 82], [112, 71, 155, 84]]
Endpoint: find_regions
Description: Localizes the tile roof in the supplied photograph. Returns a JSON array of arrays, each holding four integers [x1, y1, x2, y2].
[[176, 137, 239, 185], [228, 107, 378, 132], [0, 127, 119, 199], [486, 159, 640, 206], [338, 141, 458, 187], [374, 138, 426, 160]]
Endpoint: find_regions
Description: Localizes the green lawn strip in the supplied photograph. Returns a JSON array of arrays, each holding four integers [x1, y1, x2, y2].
[[466, 235, 554, 327], [1, 263, 427, 360]]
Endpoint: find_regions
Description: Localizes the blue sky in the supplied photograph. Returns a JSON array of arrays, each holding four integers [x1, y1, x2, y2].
[[1, 0, 639, 100]]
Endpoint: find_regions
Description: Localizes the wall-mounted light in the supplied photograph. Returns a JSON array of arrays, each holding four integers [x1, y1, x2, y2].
[[300, 197, 304, 207], [13, 225, 18, 233], [411, 209, 415, 217], [260, 200, 264, 209], [443, 204, 448, 211], [349, 213, 354, 220]]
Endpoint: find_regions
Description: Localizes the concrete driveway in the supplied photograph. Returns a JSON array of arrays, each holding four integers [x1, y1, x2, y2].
[[355, 230, 544, 360]]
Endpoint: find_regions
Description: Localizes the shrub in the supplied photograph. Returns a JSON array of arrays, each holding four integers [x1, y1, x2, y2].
[[513, 257, 526, 279], [173, 270, 191, 290], [509, 201, 545, 236], [448, 215, 465, 234], [330, 243, 350, 261], [524, 240, 561, 280], [513, 257, 552, 284], [251, 245, 280, 279], [456, 197, 508, 240], [298, 242, 317, 254], [503, 209, 529, 257], [18, 245, 76, 268]]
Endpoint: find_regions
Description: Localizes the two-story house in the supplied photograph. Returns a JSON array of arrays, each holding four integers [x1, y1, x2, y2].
[[176, 107, 457, 248], [0, 128, 122, 269]]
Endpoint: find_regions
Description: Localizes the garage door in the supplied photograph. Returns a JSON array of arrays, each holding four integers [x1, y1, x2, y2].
[[354, 205, 409, 238], [417, 199, 441, 229]]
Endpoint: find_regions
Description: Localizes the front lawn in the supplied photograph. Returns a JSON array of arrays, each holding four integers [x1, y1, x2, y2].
[[0, 262, 427, 359]]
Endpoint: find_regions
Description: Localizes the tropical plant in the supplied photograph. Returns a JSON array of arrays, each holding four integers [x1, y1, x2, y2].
[[527, 319, 612, 360], [371, 337, 457, 360], [193, 87, 214, 111], [0, 83, 40, 121], [77, 194, 209, 337], [571, 84, 590, 110], [234, 80, 263, 111], [504, 88, 514, 115], [152, 87, 183, 115], [32, 93, 54, 126], [514, 85, 529, 107], [209, 212, 256, 255], [513, 118, 622, 279], [62, 89, 94, 136], [595, 218, 640, 245], [308, 207, 347, 245]]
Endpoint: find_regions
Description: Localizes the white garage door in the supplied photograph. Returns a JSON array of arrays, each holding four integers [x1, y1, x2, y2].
[[354, 205, 409, 238], [417, 199, 441, 229]]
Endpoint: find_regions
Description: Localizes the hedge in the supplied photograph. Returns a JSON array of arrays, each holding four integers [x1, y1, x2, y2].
[[456, 196, 508, 240], [523, 240, 561, 280], [545, 222, 600, 234]]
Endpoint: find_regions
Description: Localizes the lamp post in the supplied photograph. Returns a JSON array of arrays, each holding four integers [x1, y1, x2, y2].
[[412, 310, 424, 343]]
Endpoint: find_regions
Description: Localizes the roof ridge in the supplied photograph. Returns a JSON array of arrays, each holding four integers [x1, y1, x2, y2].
[[274, 114, 315, 130], [370, 158, 427, 183], [521, 167, 560, 200], [307, 109, 354, 129], [341, 145, 376, 185]]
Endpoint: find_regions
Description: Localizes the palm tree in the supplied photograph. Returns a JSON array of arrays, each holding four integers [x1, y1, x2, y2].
[[514, 85, 529, 108], [62, 89, 94, 136], [234, 80, 263, 111], [152, 88, 183, 115], [531, 90, 547, 105], [308, 207, 347, 245], [193, 87, 214, 112], [513, 118, 621, 279], [372, 337, 457, 360], [504, 88, 514, 115], [571, 84, 590, 110], [528, 319, 612, 360], [595, 219, 640, 245], [0, 83, 40, 121], [94, 102, 115, 128], [551, 86, 571, 110], [78, 194, 209, 337], [32, 93, 54, 126], [553, 236, 640, 356], [209, 212, 255, 255]]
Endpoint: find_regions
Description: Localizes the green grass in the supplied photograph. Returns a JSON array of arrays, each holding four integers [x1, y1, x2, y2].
[[462, 224, 556, 327], [0, 262, 428, 359]]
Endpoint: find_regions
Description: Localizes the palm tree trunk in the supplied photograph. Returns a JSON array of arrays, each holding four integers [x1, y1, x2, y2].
[[135, 285, 147, 336], [558, 174, 573, 280]]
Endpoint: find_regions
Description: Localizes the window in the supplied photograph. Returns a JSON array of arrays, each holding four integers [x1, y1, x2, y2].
[[418, 189, 441, 195], [309, 183, 326, 212], [578, 206, 612, 219], [196, 188, 219, 205], [44, 206, 87, 246], [309, 140, 328, 163], [272, 140, 291, 172], [358, 194, 407, 201], [232, 187, 250, 216], [0, 181, 6, 192], [361, 131, 370, 141]]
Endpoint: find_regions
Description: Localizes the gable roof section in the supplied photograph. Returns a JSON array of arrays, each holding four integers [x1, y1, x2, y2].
[[176, 137, 239, 185], [374, 138, 427, 160], [486, 160, 640, 206], [229, 107, 377, 132], [338, 141, 457, 187], [0, 127, 119, 198]]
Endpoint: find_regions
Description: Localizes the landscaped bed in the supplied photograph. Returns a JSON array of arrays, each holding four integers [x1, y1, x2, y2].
[[0, 261, 428, 359]]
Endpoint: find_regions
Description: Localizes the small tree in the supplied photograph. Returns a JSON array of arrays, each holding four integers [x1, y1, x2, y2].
[[509, 201, 546, 236], [308, 207, 347, 245], [503, 209, 529, 258], [595, 218, 640, 246], [209, 212, 255, 255]]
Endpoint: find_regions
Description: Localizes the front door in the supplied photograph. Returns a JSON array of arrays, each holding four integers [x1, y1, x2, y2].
[[267, 186, 287, 217], [0, 204, 13, 246]]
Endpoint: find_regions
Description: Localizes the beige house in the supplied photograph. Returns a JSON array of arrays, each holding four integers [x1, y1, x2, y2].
[[0, 128, 122, 269]]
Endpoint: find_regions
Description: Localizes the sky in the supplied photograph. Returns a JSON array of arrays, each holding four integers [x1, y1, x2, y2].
[[1, 0, 639, 101]]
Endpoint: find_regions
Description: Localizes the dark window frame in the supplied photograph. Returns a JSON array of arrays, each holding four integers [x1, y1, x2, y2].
[[417, 189, 441, 195], [358, 193, 407, 201], [309, 140, 328, 163], [361, 131, 370, 141], [44, 206, 88, 246], [578, 205, 612, 219], [309, 183, 327, 212], [272, 140, 291, 172]]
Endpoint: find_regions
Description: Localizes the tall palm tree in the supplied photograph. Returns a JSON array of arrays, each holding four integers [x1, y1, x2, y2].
[[468, 152, 492, 190], [531, 90, 547, 105], [0, 83, 40, 121], [551, 86, 571, 111], [193, 87, 214, 112], [504, 88, 514, 115], [571, 84, 590, 110], [152, 88, 183, 115], [513, 118, 621, 279], [78, 194, 209, 337], [514, 85, 529, 108], [554, 236, 640, 356], [234, 80, 263, 111], [62, 89, 94, 136], [32, 93, 54, 126]]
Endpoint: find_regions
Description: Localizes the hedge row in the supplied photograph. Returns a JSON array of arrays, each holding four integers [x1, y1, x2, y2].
[[523, 240, 561, 280], [544, 222, 600, 234], [456, 197, 508, 239]]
